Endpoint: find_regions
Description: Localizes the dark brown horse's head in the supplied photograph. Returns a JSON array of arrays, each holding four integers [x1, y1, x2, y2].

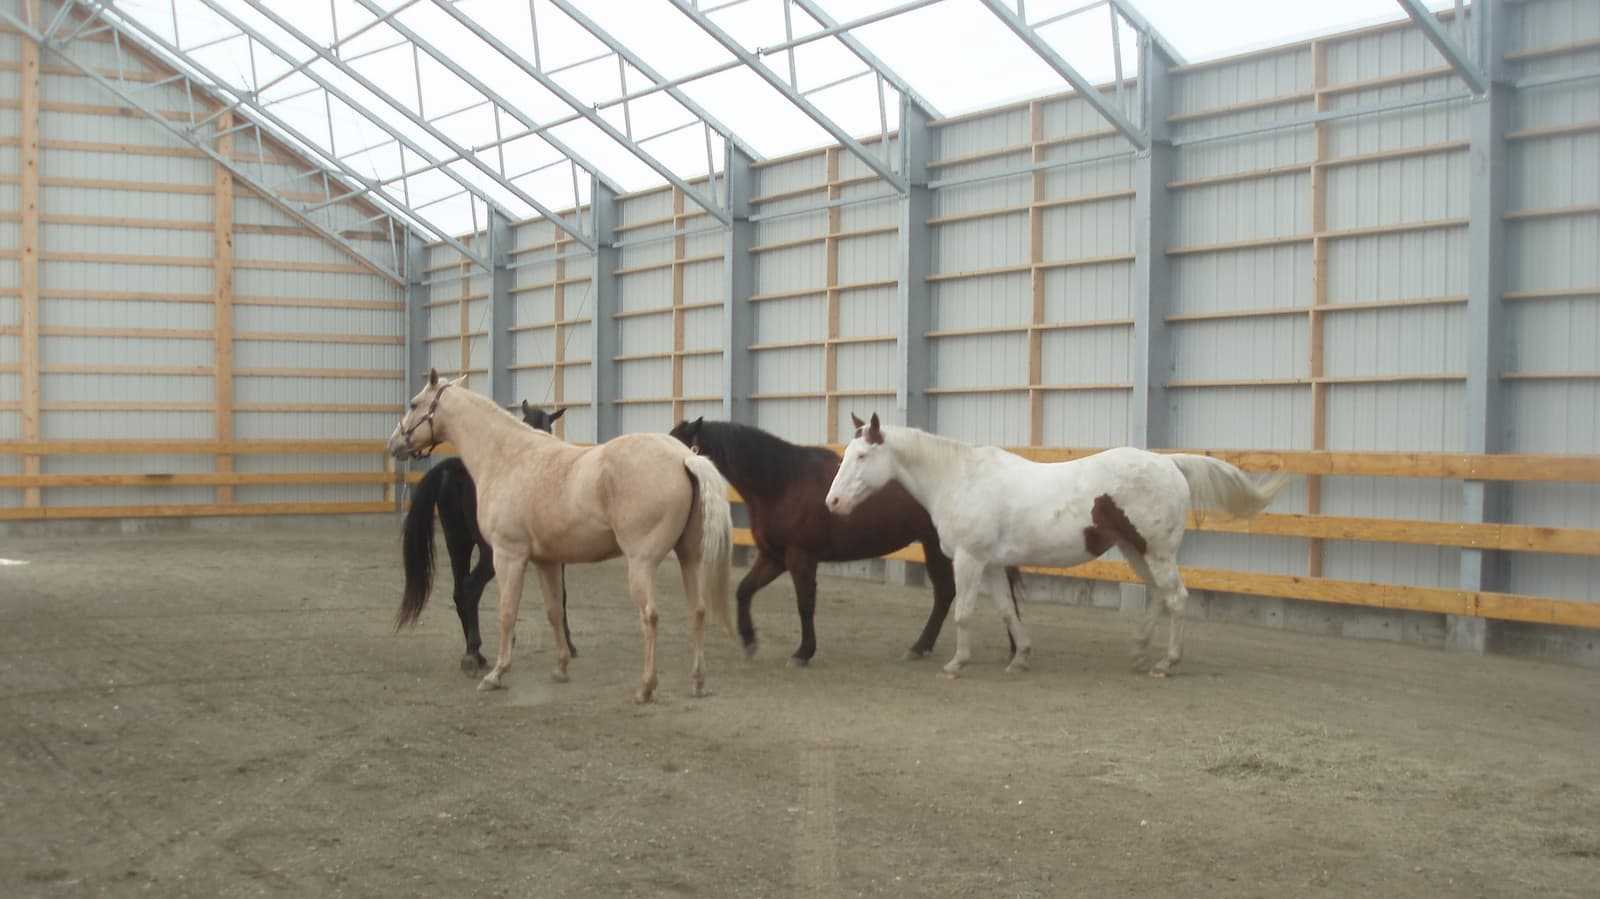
[[520, 400, 565, 434], [668, 417, 706, 454]]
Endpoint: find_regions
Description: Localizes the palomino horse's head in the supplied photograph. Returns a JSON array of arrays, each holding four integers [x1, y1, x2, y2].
[[520, 400, 565, 434], [388, 368, 462, 460], [825, 413, 891, 516]]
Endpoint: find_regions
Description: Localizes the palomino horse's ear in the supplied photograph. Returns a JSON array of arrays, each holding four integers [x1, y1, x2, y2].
[[551, 407, 566, 421], [866, 413, 884, 445], [850, 413, 866, 433], [426, 367, 439, 387]]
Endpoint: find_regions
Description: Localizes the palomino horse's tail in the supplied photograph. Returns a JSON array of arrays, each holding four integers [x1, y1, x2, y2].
[[682, 454, 735, 638], [397, 460, 450, 629], [1168, 453, 1290, 519]]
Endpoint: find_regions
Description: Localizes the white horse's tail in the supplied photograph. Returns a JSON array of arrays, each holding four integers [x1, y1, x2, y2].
[[1168, 453, 1290, 519], [683, 454, 735, 638]]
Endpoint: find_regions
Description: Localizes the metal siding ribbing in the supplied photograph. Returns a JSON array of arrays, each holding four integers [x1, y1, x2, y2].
[[1498, 0, 1600, 603]]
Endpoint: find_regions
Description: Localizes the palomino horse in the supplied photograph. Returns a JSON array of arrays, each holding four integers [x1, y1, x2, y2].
[[389, 371, 734, 702], [669, 417, 1025, 665], [825, 415, 1288, 677], [396, 402, 575, 674]]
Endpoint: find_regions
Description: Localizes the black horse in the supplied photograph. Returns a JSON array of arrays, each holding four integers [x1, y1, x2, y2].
[[398, 401, 576, 674], [669, 417, 1024, 666]]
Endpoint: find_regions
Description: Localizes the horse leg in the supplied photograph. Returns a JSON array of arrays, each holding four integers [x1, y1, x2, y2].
[[1144, 554, 1189, 678], [558, 565, 577, 659], [443, 526, 485, 675], [942, 552, 985, 677], [908, 544, 955, 660], [625, 557, 661, 704], [675, 548, 709, 697], [783, 548, 821, 667], [533, 562, 571, 683], [734, 551, 785, 658], [1122, 551, 1165, 672], [985, 566, 1032, 673], [478, 547, 528, 692]]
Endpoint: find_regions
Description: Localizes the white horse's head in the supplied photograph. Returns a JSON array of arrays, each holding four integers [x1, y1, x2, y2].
[[825, 413, 893, 516], [388, 368, 463, 459]]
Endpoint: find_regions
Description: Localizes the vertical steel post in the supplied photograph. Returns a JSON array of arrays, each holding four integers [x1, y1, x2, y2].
[[723, 146, 757, 425], [590, 179, 620, 443], [896, 98, 933, 430], [1129, 36, 1174, 451], [488, 209, 515, 409]]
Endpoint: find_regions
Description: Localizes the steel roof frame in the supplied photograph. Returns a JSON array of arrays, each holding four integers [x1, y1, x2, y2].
[[1396, 0, 1490, 94], [81, 0, 488, 270], [974, 0, 1186, 151], [424, 0, 730, 226], [231, 0, 599, 250]]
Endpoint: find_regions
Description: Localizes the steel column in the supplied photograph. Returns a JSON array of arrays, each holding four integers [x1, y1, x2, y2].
[[488, 209, 515, 409], [406, 232, 432, 402], [1130, 36, 1175, 450], [896, 99, 933, 429], [723, 147, 756, 425], [1454, 0, 1510, 653], [590, 180, 620, 443]]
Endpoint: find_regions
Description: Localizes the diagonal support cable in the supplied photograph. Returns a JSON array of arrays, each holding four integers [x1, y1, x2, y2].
[[425, 0, 730, 226], [667, 0, 907, 193]]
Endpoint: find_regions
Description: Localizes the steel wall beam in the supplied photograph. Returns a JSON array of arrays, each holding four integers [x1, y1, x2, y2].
[[789, 0, 943, 118], [547, 0, 762, 164], [234, 0, 597, 251], [1130, 35, 1175, 450], [1397, 0, 1488, 94], [668, 0, 907, 193], [975, 0, 1150, 150], [428, 0, 730, 226], [1455, 0, 1510, 653], [590, 180, 620, 442], [896, 98, 933, 429], [488, 209, 515, 409], [723, 146, 756, 425], [405, 231, 432, 404]]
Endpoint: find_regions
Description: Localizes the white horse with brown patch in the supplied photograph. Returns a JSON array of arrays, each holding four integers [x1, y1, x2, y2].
[[824, 415, 1288, 677], [388, 370, 734, 703]]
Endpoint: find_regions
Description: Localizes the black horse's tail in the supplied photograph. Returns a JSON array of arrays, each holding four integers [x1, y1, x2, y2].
[[397, 461, 450, 629]]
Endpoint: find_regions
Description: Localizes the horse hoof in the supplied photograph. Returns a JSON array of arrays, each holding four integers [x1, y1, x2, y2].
[[1148, 669, 1168, 679], [691, 681, 707, 699], [567, 645, 579, 660], [477, 674, 504, 692], [787, 655, 811, 669], [941, 661, 964, 677], [741, 639, 759, 660], [460, 655, 485, 676], [1006, 660, 1030, 674], [551, 669, 569, 684], [632, 689, 655, 705], [903, 647, 931, 661]]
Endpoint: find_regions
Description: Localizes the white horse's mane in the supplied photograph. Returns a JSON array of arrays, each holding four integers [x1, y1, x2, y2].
[[880, 425, 976, 479]]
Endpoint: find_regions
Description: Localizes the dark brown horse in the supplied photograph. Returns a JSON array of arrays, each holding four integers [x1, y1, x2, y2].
[[669, 417, 1023, 666]]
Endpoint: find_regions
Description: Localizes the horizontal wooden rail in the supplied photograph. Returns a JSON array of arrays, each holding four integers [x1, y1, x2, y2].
[[0, 501, 393, 522], [727, 530, 1599, 630], [0, 472, 395, 488], [0, 440, 386, 455]]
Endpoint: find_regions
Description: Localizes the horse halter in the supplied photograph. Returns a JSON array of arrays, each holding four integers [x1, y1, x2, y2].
[[399, 382, 451, 460]]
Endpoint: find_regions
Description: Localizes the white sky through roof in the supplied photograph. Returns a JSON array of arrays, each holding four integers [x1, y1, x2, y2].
[[115, 0, 1456, 236]]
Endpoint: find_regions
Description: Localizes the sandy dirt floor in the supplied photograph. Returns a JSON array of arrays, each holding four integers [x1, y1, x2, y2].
[[2, 523, 1598, 898]]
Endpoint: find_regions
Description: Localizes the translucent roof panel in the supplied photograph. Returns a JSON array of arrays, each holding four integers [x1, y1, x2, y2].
[[115, 0, 1459, 236]]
